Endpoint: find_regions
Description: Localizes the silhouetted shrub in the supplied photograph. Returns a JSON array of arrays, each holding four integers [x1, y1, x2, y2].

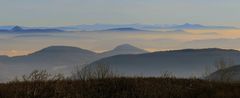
[[0, 77, 240, 98], [0, 65, 239, 98], [21, 70, 65, 82], [71, 64, 117, 80]]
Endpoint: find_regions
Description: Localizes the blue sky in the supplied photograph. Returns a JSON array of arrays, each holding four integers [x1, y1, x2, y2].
[[0, 0, 239, 27]]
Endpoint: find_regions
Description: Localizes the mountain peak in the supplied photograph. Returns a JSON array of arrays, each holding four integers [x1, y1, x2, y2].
[[112, 44, 147, 54], [11, 26, 23, 31], [183, 23, 191, 26], [179, 23, 205, 28], [99, 44, 147, 58], [114, 44, 139, 50]]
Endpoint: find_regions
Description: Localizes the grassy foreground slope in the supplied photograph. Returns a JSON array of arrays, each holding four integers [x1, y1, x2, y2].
[[0, 78, 240, 98]]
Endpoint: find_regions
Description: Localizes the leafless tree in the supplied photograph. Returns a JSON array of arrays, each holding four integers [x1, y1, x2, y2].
[[202, 65, 212, 78], [215, 57, 235, 70], [22, 70, 65, 82], [160, 71, 175, 78], [214, 58, 235, 82], [71, 64, 117, 80], [71, 65, 93, 80], [93, 64, 115, 79]]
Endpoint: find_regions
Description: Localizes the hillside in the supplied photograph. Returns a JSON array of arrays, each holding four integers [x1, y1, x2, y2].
[[91, 48, 240, 77], [0, 44, 147, 81], [207, 65, 240, 81]]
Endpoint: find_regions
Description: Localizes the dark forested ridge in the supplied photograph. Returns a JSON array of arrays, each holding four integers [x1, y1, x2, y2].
[[91, 48, 240, 77]]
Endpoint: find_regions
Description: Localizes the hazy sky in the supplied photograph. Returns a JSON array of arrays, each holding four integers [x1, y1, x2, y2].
[[0, 0, 239, 27]]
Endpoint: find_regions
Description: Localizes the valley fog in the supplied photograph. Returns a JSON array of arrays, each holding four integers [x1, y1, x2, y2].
[[1, 29, 240, 56]]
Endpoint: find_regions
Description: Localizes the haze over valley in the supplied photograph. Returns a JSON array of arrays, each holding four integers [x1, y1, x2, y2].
[[0, 23, 240, 81], [0, 24, 240, 57], [1, 1, 240, 97]]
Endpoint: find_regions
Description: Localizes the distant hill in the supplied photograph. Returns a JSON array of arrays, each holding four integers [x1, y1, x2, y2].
[[0, 24, 237, 32], [0, 26, 64, 33], [9, 46, 99, 66], [0, 44, 147, 81], [207, 65, 240, 81], [3, 44, 147, 66], [101, 28, 147, 32], [90, 48, 240, 77], [57, 23, 237, 31], [0, 46, 99, 81], [100, 44, 148, 58], [167, 23, 237, 29]]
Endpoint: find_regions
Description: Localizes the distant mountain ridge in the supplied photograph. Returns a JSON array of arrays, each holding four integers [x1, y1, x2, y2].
[[0, 23, 237, 32], [100, 28, 148, 32], [3, 44, 147, 66], [0, 26, 64, 33], [58, 23, 237, 31], [2, 44, 240, 81], [0, 44, 147, 81], [167, 23, 236, 29]]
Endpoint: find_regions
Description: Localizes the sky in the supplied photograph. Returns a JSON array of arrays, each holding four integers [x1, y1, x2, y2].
[[0, 0, 240, 27], [1, 0, 240, 56]]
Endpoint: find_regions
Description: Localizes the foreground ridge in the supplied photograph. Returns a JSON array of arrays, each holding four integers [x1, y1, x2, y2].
[[0, 78, 239, 98]]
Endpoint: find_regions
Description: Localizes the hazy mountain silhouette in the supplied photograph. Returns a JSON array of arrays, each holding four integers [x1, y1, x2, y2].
[[90, 48, 240, 77], [0, 46, 99, 81], [0, 26, 64, 33], [0, 44, 147, 81], [169, 23, 237, 29], [57, 23, 237, 31], [100, 44, 147, 58], [0, 24, 237, 32], [168, 23, 206, 29], [4, 44, 146, 66], [11, 26, 24, 31], [101, 28, 147, 32], [2, 45, 240, 81], [9, 46, 98, 66]]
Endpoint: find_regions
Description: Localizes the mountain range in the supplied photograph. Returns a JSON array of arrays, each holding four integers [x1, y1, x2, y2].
[[90, 48, 240, 77], [1, 44, 240, 82], [166, 23, 237, 29], [0, 26, 64, 33], [0, 44, 147, 81], [99, 28, 147, 32], [0, 23, 237, 32], [58, 23, 238, 31]]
